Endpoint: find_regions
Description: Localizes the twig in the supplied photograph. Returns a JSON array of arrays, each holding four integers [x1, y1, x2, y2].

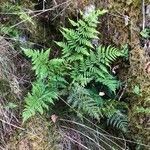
[[52, 2, 70, 21], [59, 119, 124, 150], [0, 1, 70, 15], [118, 83, 127, 101], [61, 125, 106, 150], [0, 118, 25, 130], [59, 118, 150, 148], [0, 0, 71, 40], [142, 0, 146, 30], [58, 128, 90, 150]]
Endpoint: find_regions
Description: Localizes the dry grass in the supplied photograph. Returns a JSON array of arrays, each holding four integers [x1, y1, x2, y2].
[[0, 36, 31, 148]]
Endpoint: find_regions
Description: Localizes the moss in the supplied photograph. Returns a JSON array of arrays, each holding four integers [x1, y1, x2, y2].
[[0, 79, 10, 94], [0, 79, 18, 106], [6, 116, 61, 150], [95, 0, 150, 148]]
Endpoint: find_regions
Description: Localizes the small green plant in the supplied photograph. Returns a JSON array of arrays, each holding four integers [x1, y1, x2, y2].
[[22, 81, 58, 122], [133, 85, 142, 96], [5, 102, 17, 109], [140, 28, 150, 38], [135, 107, 150, 114], [22, 9, 127, 124]]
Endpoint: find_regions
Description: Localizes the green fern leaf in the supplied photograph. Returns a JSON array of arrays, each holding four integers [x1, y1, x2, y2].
[[67, 84, 104, 119], [23, 81, 58, 122], [22, 48, 50, 79], [107, 111, 128, 132], [97, 45, 125, 66]]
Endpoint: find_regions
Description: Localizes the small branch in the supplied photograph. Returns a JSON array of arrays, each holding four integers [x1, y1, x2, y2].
[[142, 0, 146, 30], [0, 118, 25, 130], [53, 0, 58, 6], [118, 83, 127, 101]]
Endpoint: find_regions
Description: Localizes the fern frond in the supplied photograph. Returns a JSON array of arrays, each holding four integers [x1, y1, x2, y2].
[[23, 81, 58, 122], [68, 84, 119, 120], [23, 48, 50, 79], [67, 84, 104, 119], [77, 48, 121, 92], [48, 58, 64, 71], [56, 10, 103, 63], [97, 45, 125, 66], [96, 75, 120, 93], [107, 111, 128, 132]]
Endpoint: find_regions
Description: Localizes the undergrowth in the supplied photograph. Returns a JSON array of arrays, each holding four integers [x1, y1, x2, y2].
[[1, 1, 150, 149], [22, 8, 128, 133]]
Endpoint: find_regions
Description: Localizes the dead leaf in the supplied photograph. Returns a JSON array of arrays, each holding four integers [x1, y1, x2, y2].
[[51, 114, 58, 123], [145, 62, 150, 73]]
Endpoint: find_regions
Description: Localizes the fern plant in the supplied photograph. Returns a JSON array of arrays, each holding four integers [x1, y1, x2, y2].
[[22, 9, 127, 123], [22, 48, 67, 122], [23, 48, 50, 79], [77, 46, 125, 92], [56, 10, 126, 93]]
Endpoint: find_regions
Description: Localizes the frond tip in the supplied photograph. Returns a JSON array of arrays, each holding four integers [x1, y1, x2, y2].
[[22, 48, 50, 79]]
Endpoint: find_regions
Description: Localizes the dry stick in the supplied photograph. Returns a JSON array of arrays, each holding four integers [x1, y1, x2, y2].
[[53, 0, 58, 6], [58, 128, 90, 150], [0, 118, 25, 130], [94, 128, 105, 150], [142, 0, 146, 30], [0, 5, 70, 15], [59, 118, 124, 150], [51, 2, 70, 21], [2, 37, 46, 48], [118, 83, 127, 101], [121, 133, 127, 150], [58, 96, 124, 150], [61, 125, 106, 150], [59, 118, 150, 148], [43, 0, 46, 11], [0, 118, 43, 140]]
